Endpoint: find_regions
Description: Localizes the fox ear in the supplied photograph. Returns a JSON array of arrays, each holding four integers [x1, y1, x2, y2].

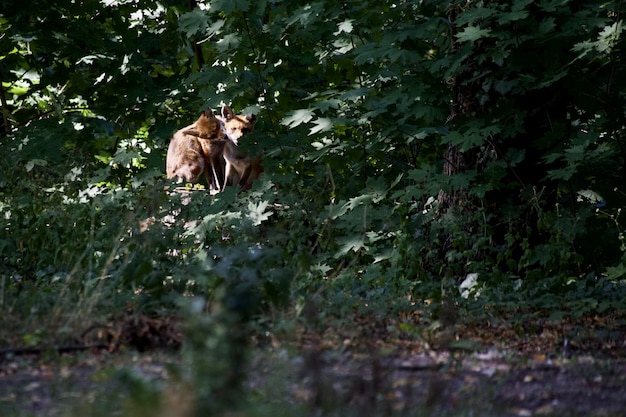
[[221, 105, 235, 120], [246, 114, 257, 123], [202, 108, 215, 118]]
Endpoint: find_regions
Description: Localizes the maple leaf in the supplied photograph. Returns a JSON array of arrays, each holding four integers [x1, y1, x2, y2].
[[247, 200, 273, 226], [281, 109, 315, 128], [456, 26, 492, 42]]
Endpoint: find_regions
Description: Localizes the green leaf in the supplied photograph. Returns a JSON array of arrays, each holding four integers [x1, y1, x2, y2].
[[335, 234, 367, 257], [334, 19, 354, 35], [179, 10, 209, 37], [448, 171, 477, 190], [282, 109, 315, 128], [455, 7, 496, 26], [25, 159, 47, 172], [539, 17, 556, 34], [597, 21, 623, 53], [512, 0, 534, 12], [309, 118, 333, 135], [217, 33, 241, 50], [605, 263, 626, 280], [549, 310, 566, 322], [247, 200, 273, 226], [455, 26, 492, 43], [0, 46, 18, 60], [211, 0, 250, 14], [497, 10, 528, 24], [493, 79, 518, 95], [443, 125, 499, 152]]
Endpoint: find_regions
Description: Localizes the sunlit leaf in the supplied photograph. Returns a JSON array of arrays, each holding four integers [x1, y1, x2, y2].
[[455, 26, 492, 42], [309, 118, 333, 135], [25, 159, 47, 172], [335, 234, 367, 257], [281, 109, 315, 128], [334, 19, 354, 35], [247, 200, 273, 226]]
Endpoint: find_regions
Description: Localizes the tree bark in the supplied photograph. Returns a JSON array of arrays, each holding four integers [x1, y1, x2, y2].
[[438, 1, 479, 211], [0, 63, 11, 137]]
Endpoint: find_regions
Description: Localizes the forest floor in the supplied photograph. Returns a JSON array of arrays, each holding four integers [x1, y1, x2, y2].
[[1, 313, 626, 416], [1, 345, 626, 416]]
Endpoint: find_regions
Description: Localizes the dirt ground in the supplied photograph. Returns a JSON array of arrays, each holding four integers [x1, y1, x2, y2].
[[288, 348, 626, 416], [1, 346, 626, 417]]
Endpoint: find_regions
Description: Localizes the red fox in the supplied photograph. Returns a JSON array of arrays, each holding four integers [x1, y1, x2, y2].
[[222, 142, 264, 191], [165, 108, 228, 190], [217, 106, 262, 190]]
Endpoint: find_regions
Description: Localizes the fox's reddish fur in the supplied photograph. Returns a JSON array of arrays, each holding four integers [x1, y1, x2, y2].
[[165, 108, 226, 189], [218, 106, 261, 191]]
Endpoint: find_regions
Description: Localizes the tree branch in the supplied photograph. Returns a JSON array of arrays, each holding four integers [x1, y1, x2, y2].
[[0, 63, 11, 137]]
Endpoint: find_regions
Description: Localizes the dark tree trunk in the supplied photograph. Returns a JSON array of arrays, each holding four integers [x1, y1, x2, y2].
[[0, 64, 11, 137], [438, 1, 481, 211], [438, 143, 467, 209]]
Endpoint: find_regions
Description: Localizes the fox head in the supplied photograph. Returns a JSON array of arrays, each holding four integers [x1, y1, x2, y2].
[[220, 105, 257, 145], [182, 108, 227, 140]]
